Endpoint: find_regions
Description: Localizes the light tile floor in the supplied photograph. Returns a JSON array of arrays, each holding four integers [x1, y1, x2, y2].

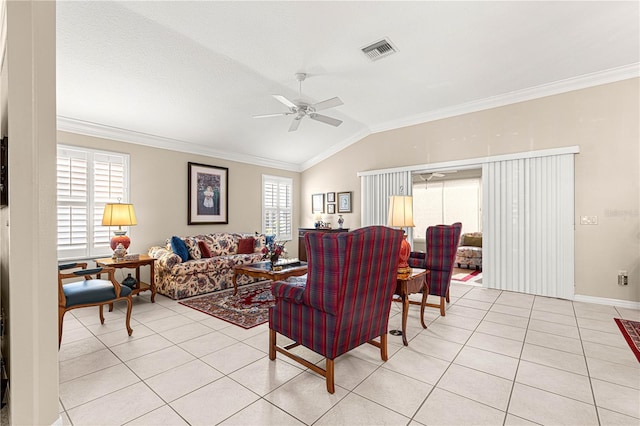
[[58, 282, 640, 425]]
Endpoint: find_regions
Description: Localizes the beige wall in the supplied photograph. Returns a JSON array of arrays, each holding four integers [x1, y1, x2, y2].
[[302, 79, 640, 303], [58, 131, 302, 264], [3, 1, 59, 424]]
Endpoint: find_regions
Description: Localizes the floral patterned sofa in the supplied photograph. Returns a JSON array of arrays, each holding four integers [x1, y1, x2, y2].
[[148, 233, 267, 300], [455, 232, 482, 270]]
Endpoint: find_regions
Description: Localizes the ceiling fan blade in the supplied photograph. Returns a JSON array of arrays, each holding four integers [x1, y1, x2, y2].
[[273, 95, 297, 110], [288, 117, 302, 132], [253, 112, 292, 118], [312, 97, 343, 112], [309, 113, 342, 127]]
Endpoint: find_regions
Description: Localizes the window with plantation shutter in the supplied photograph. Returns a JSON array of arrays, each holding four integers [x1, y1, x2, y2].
[[57, 145, 130, 260], [262, 175, 292, 241]]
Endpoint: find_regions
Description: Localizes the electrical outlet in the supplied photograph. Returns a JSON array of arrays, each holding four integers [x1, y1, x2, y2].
[[580, 216, 598, 225], [618, 270, 628, 286]]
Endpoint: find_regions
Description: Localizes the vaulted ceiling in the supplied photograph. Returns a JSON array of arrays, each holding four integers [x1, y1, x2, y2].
[[56, 1, 639, 171]]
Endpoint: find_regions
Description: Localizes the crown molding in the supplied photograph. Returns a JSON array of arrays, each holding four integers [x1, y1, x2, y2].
[[368, 64, 639, 135], [56, 116, 303, 172], [59, 64, 638, 173]]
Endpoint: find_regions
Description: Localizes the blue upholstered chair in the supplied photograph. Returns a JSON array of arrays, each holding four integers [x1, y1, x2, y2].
[[409, 222, 462, 316], [58, 263, 133, 348], [269, 226, 403, 393]]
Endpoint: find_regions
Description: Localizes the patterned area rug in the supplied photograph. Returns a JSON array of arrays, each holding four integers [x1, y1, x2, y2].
[[614, 318, 640, 362], [179, 281, 274, 329], [452, 267, 482, 283]]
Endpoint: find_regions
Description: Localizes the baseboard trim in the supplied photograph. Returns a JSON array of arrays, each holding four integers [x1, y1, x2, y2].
[[573, 294, 640, 310]]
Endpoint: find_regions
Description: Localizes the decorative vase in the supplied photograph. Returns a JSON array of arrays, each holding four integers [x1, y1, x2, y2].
[[122, 273, 137, 289], [113, 243, 127, 260], [270, 254, 279, 267], [337, 215, 344, 229]]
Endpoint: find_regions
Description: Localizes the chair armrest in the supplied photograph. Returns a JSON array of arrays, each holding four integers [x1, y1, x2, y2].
[[272, 280, 305, 304]]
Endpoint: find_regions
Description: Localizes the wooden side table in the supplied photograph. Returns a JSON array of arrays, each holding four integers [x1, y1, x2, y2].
[[394, 268, 429, 346], [95, 254, 156, 303]]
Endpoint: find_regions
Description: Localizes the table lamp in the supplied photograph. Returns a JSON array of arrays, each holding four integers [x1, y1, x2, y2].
[[314, 213, 323, 228], [388, 195, 415, 275], [102, 201, 137, 258]]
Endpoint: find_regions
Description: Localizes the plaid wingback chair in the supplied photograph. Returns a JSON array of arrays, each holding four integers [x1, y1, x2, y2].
[[420, 222, 462, 316], [408, 223, 462, 316], [269, 226, 403, 393]]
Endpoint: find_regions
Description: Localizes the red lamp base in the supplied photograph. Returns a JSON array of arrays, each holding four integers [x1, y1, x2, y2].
[[398, 233, 411, 275], [110, 231, 131, 251]]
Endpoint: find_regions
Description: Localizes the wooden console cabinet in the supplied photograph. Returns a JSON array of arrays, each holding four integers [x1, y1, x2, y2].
[[298, 228, 349, 261]]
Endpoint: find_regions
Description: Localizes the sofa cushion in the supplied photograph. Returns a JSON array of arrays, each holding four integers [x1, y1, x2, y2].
[[171, 236, 189, 262], [238, 237, 255, 254]]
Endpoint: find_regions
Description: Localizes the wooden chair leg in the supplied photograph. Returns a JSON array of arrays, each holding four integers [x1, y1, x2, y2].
[[445, 287, 450, 303], [124, 296, 133, 336], [380, 333, 388, 361], [269, 328, 276, 360], [58, 308, 66, 349], [440, 296, 446, 316], [420, 291, 428, 328], [99, 304, 105, 324], [326, 359, 335, 394]]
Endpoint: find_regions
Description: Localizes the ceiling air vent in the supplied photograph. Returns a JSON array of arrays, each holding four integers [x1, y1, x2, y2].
[[361, 38, 398, 61]]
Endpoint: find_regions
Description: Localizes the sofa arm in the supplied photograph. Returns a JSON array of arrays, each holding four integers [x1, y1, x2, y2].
[[148, 246, 182, 269], [272, 280, 305, 304]]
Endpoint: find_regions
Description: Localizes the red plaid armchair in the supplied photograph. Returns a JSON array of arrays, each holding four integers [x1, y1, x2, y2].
[[269, 226, 403, 393], [409, 222, 462, 316]]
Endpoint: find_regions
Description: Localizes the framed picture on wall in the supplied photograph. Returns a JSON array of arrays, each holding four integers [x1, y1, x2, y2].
[[312, 193, 325, 213], [327, 203, 335, 214], [337, 191, 352, 213], [188, 162, 229, 224], [326, 192, 335, 203]]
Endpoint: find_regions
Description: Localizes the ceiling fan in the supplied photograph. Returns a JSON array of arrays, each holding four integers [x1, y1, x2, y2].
[[418, 171, 458, 181], [253, 73, 343, 132]]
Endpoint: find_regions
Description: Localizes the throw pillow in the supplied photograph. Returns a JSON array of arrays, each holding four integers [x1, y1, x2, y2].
[[170, 236, 189, 262], [184, 237, 202, 260], [238, 237, 255, 254], [464, 236, 482, 247], [198, 240, 212, 258]]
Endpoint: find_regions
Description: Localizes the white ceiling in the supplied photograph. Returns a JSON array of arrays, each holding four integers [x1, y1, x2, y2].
[[56, 1, 639, 171]]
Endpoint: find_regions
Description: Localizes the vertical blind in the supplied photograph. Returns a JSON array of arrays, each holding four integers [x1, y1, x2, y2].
[[360, 170, 413, 242], [483, 154, 575, 299], [57, 145, 130, 259], [262, 175, 293, 241]]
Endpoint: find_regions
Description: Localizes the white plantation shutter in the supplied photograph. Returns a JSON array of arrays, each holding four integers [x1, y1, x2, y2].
[[262, 175, 292, 241], [57, 145, 130, 260]]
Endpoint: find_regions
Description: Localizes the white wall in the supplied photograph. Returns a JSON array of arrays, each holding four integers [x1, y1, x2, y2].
[[302, 79, 640, 303], [3, 1, 59, 424]]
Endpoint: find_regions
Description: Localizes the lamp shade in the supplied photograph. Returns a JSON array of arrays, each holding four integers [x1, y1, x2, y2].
[[102, 203, 137, 227], [387, 196, 415, 228]]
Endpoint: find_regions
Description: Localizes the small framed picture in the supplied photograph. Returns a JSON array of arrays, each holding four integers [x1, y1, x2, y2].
[[327, 203, 335, 214], [326, 192, 335, 203], [337, 191, 352, 213], [312, 193, 325, 213]]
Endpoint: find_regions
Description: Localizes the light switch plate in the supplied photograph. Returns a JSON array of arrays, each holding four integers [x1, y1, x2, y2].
[[580, 215, 598, 225]]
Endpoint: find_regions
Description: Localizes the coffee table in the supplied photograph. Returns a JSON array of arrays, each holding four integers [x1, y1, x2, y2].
[[232, 261, 308, 295]]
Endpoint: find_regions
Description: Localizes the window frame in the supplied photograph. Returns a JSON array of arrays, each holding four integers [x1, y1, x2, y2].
[[57, 144, 131, 260], [262, 174, 293, 242]]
